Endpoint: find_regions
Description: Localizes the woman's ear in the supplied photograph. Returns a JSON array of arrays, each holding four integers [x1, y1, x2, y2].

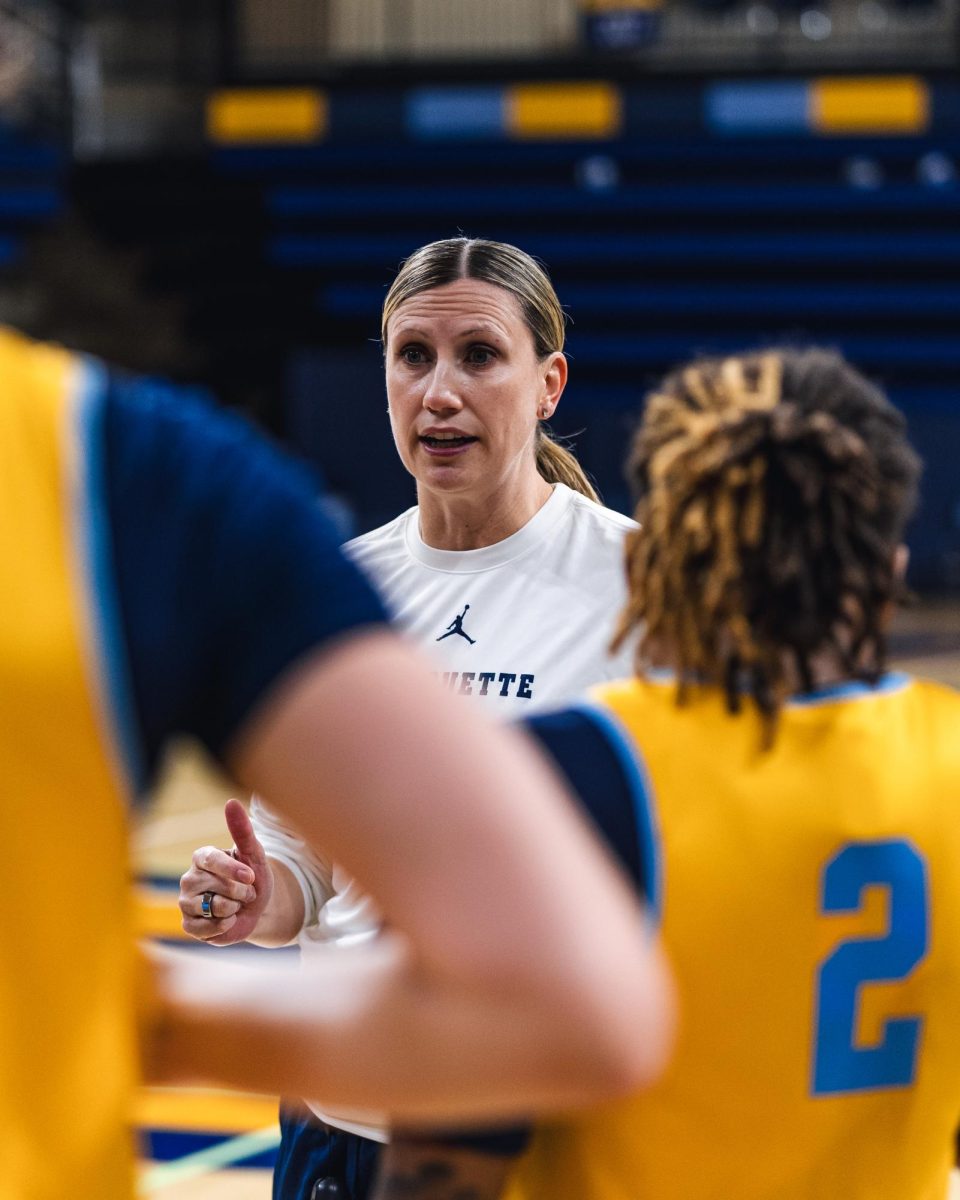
[[539, 352, 568, 420]]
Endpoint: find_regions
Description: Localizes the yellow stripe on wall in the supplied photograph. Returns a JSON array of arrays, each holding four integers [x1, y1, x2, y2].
[[207, 88, 327, 144], [811, 76, 929, 135], [508, 82, 622, 139]]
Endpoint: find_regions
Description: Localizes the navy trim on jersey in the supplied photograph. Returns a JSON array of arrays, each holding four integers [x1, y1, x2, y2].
[[72, 355, 147, 794], [526, 703, 661, 923]]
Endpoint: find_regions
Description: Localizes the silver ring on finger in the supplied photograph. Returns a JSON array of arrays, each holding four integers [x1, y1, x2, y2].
[[200, 891, 216, 919]]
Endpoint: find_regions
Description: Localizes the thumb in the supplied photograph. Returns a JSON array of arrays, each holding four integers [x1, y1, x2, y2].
[[224, 797, 265, 874]]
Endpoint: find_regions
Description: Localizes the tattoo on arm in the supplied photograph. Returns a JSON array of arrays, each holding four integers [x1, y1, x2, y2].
[[370, 1137, 517, 1200]]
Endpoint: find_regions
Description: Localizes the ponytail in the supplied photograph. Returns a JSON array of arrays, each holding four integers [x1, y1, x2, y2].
[[536, 428, 599, 502]]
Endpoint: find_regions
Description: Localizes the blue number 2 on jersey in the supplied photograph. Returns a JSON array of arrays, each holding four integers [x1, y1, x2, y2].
[[812, 840, 929, 1096]]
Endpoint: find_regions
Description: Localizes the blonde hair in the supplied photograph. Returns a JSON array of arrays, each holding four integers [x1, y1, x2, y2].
[[382, 237, 598, 502]]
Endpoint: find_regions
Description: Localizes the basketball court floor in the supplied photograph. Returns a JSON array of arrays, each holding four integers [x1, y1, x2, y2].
[[133, 600, 960, 1199], [134, 747, 283, 1200]]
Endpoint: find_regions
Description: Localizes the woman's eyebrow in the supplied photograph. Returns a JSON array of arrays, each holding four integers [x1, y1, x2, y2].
[[459, 324, 507, 340], [391, 322, 508, 341]]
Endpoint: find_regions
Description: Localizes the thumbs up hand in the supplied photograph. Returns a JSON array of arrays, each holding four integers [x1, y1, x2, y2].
[[178, 798, 276, 946]]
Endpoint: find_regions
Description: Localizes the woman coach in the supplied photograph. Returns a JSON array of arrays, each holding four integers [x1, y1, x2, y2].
[[179, 237, 646, 1199]]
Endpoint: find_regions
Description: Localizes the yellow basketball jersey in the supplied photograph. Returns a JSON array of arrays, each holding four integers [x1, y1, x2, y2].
[[507, 673, 960, 1200], [0, 328, 139, 1198]]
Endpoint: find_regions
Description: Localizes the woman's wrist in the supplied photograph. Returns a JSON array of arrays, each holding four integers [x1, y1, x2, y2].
[[247, 857, 305, 946]]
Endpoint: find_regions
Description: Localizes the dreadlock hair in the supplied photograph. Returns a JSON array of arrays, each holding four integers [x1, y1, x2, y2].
[[612, 347, 922, 744], [382, 237, 599, 502]]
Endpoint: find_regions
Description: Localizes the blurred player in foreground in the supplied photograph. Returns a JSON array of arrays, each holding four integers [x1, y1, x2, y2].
[[0, 325, 672, 1200], [377, 346, 960, 1199]]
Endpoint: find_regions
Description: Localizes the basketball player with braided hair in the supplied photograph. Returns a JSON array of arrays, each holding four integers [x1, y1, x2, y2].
[[614, 348, 918, 736], [371, 346, 960, 1200]]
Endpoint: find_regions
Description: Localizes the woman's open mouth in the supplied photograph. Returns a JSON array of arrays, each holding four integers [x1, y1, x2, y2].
[[420, 434, 478, 456]]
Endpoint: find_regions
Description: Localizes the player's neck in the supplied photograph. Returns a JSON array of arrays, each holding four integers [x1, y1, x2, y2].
[[646, 645, 888, 696]]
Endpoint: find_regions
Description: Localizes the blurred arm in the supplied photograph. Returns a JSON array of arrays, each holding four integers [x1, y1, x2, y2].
[[151, 629, 673, 1122]]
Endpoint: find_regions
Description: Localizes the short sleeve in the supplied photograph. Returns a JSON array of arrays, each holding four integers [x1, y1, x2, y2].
[[103, 371, 388, 783]]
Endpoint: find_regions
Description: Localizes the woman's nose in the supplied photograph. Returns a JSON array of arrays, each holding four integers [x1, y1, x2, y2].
[[422, 362, 462, 412]]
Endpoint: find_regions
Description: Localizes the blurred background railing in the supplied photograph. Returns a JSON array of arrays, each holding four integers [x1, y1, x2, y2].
[[226, 0, 959, 72]]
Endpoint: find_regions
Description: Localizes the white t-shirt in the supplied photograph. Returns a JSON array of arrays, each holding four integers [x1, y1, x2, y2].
[[347, 482, 636, 710], [252, 483, 637, 1137]]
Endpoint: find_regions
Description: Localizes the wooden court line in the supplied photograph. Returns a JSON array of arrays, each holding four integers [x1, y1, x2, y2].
[[134, 887, 282, 1189]]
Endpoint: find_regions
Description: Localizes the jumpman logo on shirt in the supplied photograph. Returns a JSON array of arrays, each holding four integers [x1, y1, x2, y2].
[[436, 604, 476, 645]]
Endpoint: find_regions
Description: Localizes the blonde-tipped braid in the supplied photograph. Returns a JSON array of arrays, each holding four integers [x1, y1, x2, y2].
[[613, 348, 921, 745]]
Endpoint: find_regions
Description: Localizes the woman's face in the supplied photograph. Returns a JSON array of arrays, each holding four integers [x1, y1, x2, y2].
[[385, 278, 566, 505]]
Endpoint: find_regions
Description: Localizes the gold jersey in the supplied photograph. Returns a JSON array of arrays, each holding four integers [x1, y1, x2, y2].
[[509, 672, 960, 1200], [0, 328, 138, 1199]]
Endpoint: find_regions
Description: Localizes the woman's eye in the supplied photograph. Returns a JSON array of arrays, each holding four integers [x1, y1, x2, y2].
[[400, 346, 426, 365], [466, 345, 494, 365]]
